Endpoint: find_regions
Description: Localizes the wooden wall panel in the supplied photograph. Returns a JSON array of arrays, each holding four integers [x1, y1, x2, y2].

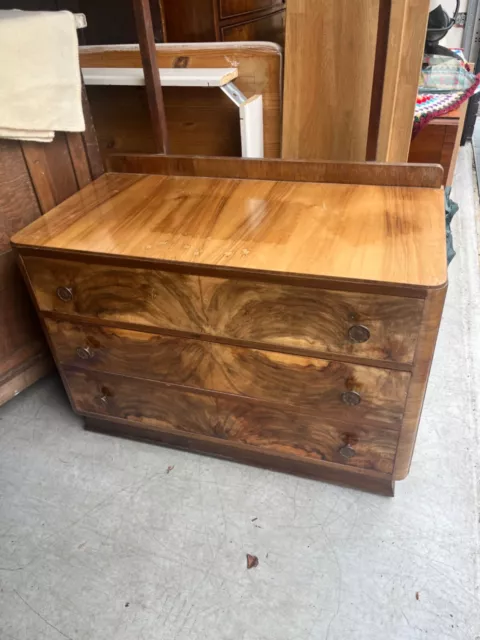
[[0, 98, 103, 406], [0, 140, 52, 403]]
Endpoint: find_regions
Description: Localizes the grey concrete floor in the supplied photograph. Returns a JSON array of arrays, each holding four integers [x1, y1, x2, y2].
[[1, 149, 480, 640]]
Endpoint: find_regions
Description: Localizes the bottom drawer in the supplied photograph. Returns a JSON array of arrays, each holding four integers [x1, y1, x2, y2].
[[65, 368, 399, 474]]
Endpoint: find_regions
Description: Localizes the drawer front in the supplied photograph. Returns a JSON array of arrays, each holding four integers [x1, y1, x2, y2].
[[65, 368, 399, 474], [219, 0, 283, 19], [221, 10, 286, 46], [24, 256, 424, 364], [47, 319, 410, 424]]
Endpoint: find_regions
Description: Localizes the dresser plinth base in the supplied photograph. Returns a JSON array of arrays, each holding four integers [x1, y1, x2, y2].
[[84, 415, 395, 497]]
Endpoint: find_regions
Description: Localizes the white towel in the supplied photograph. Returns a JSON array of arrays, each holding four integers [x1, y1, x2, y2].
[[0, 10, 85, 142]]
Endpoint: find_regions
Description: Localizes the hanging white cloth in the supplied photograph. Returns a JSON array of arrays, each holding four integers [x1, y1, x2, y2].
[[0, 10, 85, 142]]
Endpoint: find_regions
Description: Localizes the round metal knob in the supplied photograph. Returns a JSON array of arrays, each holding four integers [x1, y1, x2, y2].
[[76, 346, 94, 360], [341, 391, 361, 406], [348, 324, 370, 343], [56, 286, 73, 302], [339, 444, 357, 459]]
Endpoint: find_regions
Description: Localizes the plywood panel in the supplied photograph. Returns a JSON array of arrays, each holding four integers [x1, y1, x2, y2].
[[282, 0, 380, 161]]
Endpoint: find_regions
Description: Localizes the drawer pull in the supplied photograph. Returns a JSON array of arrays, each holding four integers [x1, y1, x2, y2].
[[339, 444, 357, 459], [76, 346, 94, 360], [348, 324, 370, 343], [341, 391, 361, 406], [99, 394, 109, 406], [56, 286, 73, 302]]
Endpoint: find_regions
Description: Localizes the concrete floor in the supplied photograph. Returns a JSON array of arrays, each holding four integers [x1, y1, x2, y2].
[[1, 149, 479, 640]]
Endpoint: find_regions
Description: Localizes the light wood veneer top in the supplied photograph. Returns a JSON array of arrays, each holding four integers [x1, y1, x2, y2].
[[12, 172, 447, 287]]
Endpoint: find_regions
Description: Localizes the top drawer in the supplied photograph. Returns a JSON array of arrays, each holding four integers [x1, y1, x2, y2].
[[219, 0, 283, 19], [22, 255, 424, 364]]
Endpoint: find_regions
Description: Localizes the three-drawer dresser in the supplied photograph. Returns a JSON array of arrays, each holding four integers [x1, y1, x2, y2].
[[11, 156, 448, 495]]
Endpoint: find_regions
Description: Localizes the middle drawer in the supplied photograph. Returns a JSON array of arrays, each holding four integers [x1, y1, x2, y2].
[[46, 319, 410, 425]]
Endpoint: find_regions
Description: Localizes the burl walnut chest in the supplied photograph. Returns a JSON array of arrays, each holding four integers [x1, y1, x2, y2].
[[11, 158, 447, 495]]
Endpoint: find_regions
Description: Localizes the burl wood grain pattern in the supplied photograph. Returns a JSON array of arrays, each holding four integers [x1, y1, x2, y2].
[[12, 173, 447, 287], [28, 256, 423, 364], [47, 319, 410, 424], [85, 414, 395, 495], [66, 368, 399, 475]]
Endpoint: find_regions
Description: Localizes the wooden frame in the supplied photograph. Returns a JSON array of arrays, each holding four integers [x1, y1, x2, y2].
[[83, 66, 265, 159], [80, 42, 282, 159]]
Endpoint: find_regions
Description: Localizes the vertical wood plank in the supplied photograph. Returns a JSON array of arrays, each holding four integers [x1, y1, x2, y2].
[[282, 0, 380, 161], [66, 133, 92, 189], [22, 135, 79, 213], [133, 0, 169, 154], [376, 0, 430, 162], [0, 141, 50, 406], [81, 83, 104, 180], [366, 0, 392, 161]]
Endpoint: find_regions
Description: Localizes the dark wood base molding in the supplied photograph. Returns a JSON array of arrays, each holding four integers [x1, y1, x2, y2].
[[84, 415, 396, 496]]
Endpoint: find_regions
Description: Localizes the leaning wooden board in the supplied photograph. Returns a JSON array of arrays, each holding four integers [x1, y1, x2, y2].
[[282, 0, 430, 162], [80, 42, 282, 159], [11, 156, 447, 495]]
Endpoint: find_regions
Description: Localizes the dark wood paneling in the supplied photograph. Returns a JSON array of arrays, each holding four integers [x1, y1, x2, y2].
[[80, 84, 105, 180], [108, 153, 445, 188], [0, 140, 41, 251], [160, 0, 218, 41], [408, 122, 457, 187], [66, 133, 92, 190], [47, 319, 411, 424], [77, 0, 164, 44], [0, 140, 50, 405], [88, 86, 241, 158], [67, 368, 399, 474], [27, 257, 424, 364], [221, 9, 285, 45], [22, 135, 80, 213], [0, 251, 48, 382], [220, 0, 283, 19], [366, 0, 391, 161], [0, 80, 102, 405]]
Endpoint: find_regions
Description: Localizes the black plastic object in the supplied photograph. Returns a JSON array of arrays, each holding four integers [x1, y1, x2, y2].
[[425, 2, 461, 58], [445, 187, 459, 265]]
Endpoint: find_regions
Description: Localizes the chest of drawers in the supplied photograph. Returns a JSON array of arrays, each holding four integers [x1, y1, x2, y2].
[[11, 160, 447, 495]]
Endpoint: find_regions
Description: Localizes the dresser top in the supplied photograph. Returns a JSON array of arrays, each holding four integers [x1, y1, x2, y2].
[[12, 172, 447, 288]]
